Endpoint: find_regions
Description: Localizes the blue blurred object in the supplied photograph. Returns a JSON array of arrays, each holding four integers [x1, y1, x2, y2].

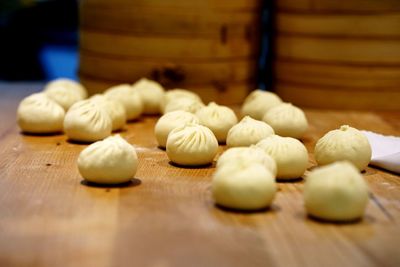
[[0, 0, 78, 81], [39, 44, 78, 81]]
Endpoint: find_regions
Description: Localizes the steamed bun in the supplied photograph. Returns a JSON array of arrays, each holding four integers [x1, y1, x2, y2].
[[44, 79, 87, 110], [154, 110, 199, 148], [90, 94, 126, 131], [161, 89, 202, 113], [241, 90, 282, 120], [163, 97, 205, 114], [304, 161, 369, 222], [166, 123, 218, 166], [226, 116, 274, 147], [132, 78, 165, 114], [257, 135, 308, 180], [64, 100, 112, 142], [314, 125, 371, 171], [195, 102, 238, 143], [212, 162, 277, 210], [104, 84, 143, 121], [262, 103, 308, 139], [17, 93, 65, 134], [78, 135, 138, 184], [217, 146, 277, 176], [44, 78, 87, 98]]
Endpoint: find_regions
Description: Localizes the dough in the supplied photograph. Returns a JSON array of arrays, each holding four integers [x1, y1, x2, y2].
[[64, 100, 112, 142], [154, 110, 199, 148], [90, 94, 126, 131], [262, 103, 308, 139], [212, 162, 277, 210], [17, 93, 65, 134], [226, 116, 274, 147], [161, 88, 202, 113], [314, 125, 372, 171], [132, 78, 165, 115], [104, 84, 143, 121], [163, 97, 205, 114], [195, 102, 238, 143], [241, 90, 282, 120], [44, 79, 86, 111], [304, 161, 369, 222], [78, 135, 138, 184], [217, 146, 277, 176], [44, 78, 87, 98], [166, 123, 218, 166], [257, 135, 308, 179]]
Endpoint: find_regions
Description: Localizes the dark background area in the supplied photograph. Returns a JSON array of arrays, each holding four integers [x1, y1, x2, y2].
[[0, 0, 79, 81]]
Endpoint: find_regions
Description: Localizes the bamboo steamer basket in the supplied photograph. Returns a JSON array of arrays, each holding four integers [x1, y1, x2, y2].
[[277, 13, 400, 38], [276, 36, 400, 64], [274, 0, 400, 110], [79, 52, 256, 85], [78, 0, 262, 104], [80, 30, 255, 59], [277, 0, 400, 13], [275, 61, 400, 89]]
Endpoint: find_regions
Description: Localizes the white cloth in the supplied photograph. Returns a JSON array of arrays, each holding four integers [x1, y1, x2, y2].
[[362, 131, 400, 174]]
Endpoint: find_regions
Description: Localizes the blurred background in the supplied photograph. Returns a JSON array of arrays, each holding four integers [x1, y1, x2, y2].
[[0, 0, 272, 87], [1, 0, 399, 109]]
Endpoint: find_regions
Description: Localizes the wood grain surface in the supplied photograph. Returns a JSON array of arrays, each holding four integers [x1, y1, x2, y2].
[[273, 0, 400, 109], [79, 30, 257, 60], [0, 83, 400, 267], [79, 51, 257, 85], [275, 81, 400, 110], [275, 60, 400, 89], [80, 5, 259, 38], [82, 0, 262, 11], [277, 0, 400, 13], [275, 35, 400, 65], [276, 12, 400, 38]]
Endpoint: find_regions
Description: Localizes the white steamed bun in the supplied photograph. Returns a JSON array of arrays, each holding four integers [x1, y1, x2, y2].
[[163, 97, 205, 114], [44, 79, 87, 110], [78, 135, 138, 184], [161, 89, 202, 113], [217, 146, 277, 176], [226, 116, 274, 147], [44, 78, 87, 98], [304, 161, 369, 222], [104, 84, 143, 121], [64, 100, 112, 142], [132, 78, 165, 115], [257, 135, 308, 180], [154, 110, 199, 148], [241, 90, 282, 120], [314, 125, 371, 171], [90, 94, 126, 131], [212, 162, 277, 210], [195, 102, 238, 143], [262, 103, 308, 139], [166, 123, 218, 166], [17, 93, 65, 134]]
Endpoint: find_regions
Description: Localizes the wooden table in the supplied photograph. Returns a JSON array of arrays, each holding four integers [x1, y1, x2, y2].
[[0, 83, 399, 267]]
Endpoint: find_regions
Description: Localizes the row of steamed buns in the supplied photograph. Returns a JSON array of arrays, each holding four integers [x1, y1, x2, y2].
[[17, 78, 372, 222], [80, 133, 369, 222], [17, 78, 202, 140]]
